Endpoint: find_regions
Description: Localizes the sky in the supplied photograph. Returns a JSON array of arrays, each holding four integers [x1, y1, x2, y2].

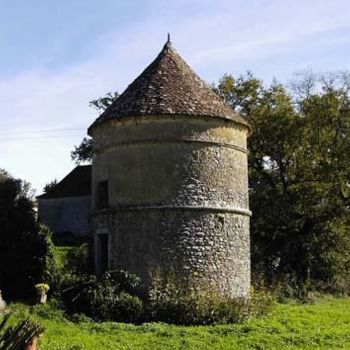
[[1, 0, 350, 194]]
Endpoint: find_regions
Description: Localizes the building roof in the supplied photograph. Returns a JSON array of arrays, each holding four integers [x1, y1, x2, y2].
[[37, 165, 91, 199], [88, 39, 249, 134]]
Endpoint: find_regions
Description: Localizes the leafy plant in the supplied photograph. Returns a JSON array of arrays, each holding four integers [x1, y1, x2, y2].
[[0, 171, 57, 301], [147, 270, 255, 325], [34, 284, 50, 294], [0, 314, 44, 350], [71, 91, 119, 164], [64, 244, 91, 276], [217, 71, 350, 292], [61, 270, 143, 322]]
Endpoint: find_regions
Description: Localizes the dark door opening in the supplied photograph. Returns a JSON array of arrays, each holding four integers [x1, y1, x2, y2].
[[98, 234, 109, 274]]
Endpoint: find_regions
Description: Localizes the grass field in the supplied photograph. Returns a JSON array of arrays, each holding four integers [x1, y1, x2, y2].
[[6, 297, 350, 350]]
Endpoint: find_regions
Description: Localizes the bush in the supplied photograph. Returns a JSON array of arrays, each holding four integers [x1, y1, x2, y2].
[[0, 313, 45, 349], [64, 243, 92, 275], [34, 283, 50, 294], [148, 289, 248, 325], [29, 300, 66, 321], [249, 287, 275, 317], [60, 271, 144, 322], [49, 243, 93, 299], [58, 267, 276, 324], [0, 170, 57, 301], [147, 270, 254, 325], [112, 292, 143, 323], [252, 272, 338, 304]]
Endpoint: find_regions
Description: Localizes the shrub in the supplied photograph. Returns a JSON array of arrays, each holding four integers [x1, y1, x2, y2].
[[147, 270, 251, 325], [60, 271, 144, 322], [49, 243, 93, 299], [106, 270, 142, 296], [148, 289, 249, 325], [0, 313, 45, 349], [29, 300, 66, 321], [34, 284, 50, 294], [252, 273, 333, 304], [0, 168, 57, 300], [0, 169, 57, 301], [249, 287, 275, 317], [111, 292, 143, 323], [58, 268, 276, 324], [64, 243, 92, 275], [69, 312, 92, 323]]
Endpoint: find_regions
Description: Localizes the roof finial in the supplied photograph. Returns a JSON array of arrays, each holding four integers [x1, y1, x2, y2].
[[163, 33, 172, 50]]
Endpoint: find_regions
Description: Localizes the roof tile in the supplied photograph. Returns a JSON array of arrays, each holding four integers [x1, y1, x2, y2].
[[88, 41, 249, 133]]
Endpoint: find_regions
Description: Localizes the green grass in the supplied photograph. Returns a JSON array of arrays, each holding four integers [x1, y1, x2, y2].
[[6, 297, 350, 350]]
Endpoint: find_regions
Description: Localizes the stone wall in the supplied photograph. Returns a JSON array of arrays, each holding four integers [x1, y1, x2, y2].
[[91, 115, 250, 298], [38, 196, 91, 237]]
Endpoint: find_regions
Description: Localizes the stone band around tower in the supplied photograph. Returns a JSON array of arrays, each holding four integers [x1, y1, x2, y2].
[[90, 114, 250, 298], [89, 39, 251, 299]]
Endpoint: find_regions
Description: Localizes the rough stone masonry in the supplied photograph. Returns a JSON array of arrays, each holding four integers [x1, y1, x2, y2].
[[88, 38, 252, 298]]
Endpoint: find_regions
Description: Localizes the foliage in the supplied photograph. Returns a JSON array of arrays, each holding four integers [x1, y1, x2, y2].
[[89, 91, 119, 112], [216, 71, 350, 292], [55, 262, 273, 324], [249, 286, 275, 317], [148, 287, 248, 325], [47, 243, 93, 301], [43, 179, 57, 194], [54, 246, 74, 270], [60, 271, 143, 322], [34, 226, 58, 295], [34, 284, 50, 294], [64, 244, 91, 276], [0, 171, 57, 301], [113, 292, 143, 323], [146, 270, 271, 325], [71, 137, 94, 164], [0, 313, 44, 350], [71, 91, 119, 164], [6, 297, 350, 349]]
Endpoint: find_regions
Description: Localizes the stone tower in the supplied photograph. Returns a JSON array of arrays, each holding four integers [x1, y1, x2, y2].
[[88, 39, 251, 298]]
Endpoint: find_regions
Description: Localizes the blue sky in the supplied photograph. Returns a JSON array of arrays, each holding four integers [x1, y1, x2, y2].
[[1, 0, 350, 194]]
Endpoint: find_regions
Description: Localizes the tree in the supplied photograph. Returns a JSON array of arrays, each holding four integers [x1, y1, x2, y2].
[[43, 179, 58, 194], [71, 137, 94, 164], [71, 92, 119, 164], [217, 72, 350, 291], [89, 91, 119, 112], [0, 170, 56, 300]]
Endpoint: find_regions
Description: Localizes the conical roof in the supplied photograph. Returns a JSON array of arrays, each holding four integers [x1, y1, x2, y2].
[[88, 39, 249, 133]]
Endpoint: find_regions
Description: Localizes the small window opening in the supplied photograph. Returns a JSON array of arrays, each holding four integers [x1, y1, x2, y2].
[[96, 180, 109, 209]]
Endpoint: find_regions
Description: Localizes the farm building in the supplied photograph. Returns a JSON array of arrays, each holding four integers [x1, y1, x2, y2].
[[37, 165, 91, 240]]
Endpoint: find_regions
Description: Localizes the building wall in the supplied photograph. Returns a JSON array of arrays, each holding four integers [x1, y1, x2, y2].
[[38, 196, 91, 236], [91, 115, 250, 298]]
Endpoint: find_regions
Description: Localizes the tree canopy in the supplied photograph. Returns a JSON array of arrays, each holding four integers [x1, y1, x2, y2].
[[217, 71, 350, 291], [70, 72, 350, 292], [71, 92, 119, 164], [0, 170, 56, 300]]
